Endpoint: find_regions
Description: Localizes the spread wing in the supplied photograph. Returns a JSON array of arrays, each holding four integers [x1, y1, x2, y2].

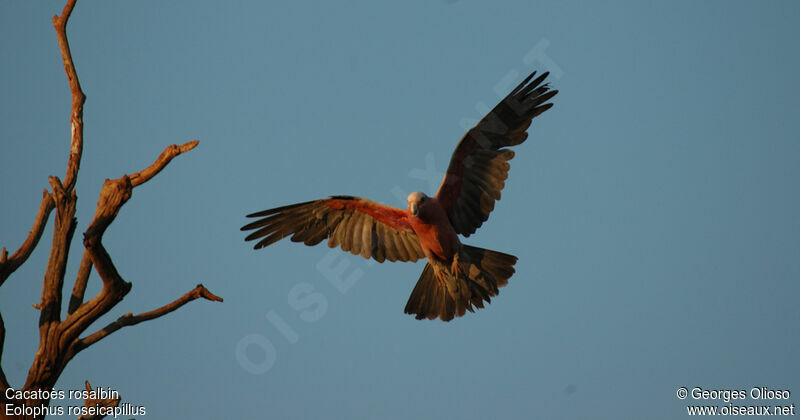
[[242, 195, 425, 263], [436, 71, 558, 236]]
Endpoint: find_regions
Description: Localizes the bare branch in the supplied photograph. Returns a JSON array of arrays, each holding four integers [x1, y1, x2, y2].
[[77, 380, 121, 420], [66, 284, 221, 360], [20, 1, 86, 391], [38, 176, 77, 326], [68, 250, 93, 314], [59, 140, 201, 366], [129, 140, 199, 187], [80, 140, 198, 244], [52, 0, 85, 191], [71, 140, 200, 309], [56, 228, 133, 365], [0, 190, 55, 286], [13, 1, 218, 406], [24, 178, 78, 389]]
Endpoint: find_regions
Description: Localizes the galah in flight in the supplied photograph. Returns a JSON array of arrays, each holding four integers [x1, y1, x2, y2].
[[242, 70, 557, 321]]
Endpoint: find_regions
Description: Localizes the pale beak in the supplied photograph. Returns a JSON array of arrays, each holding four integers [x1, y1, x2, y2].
[[411, 203, 419, 217]]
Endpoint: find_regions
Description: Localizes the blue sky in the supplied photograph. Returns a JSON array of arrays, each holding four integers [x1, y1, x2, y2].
[[1, 1, 798, 418]]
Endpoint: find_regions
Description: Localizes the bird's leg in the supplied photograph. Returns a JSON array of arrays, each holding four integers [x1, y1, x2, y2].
[[431, 263, 448, 283], [450, 251, 460, 276]]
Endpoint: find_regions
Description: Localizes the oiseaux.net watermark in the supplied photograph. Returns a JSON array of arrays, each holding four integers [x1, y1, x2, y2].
[[677, 386, 795, 416]]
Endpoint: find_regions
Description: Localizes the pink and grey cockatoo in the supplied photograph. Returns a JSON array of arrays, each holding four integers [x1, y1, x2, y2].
[[242, 70, 557, 321]]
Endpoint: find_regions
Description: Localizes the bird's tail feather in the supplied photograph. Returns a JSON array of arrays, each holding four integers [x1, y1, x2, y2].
[[404, 245, 517, 321]]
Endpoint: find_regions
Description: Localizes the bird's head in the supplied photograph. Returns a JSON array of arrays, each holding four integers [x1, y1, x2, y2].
[[407, 191, 430, 219]]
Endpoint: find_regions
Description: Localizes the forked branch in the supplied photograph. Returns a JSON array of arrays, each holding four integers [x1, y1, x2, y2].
[[65, 139, 198, 315], [59, 140, 206, 363], [1, 1, 222, 413]]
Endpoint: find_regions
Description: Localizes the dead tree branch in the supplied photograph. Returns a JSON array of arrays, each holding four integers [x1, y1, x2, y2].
[[53, 0, 85, 192], [67, 285, 222, 360], [67, 251, 92, 315], [58, 140, 201, 364], [129, 140, 199, 187], [0, 1, 221, 417], [0, 191, 55, 286]]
